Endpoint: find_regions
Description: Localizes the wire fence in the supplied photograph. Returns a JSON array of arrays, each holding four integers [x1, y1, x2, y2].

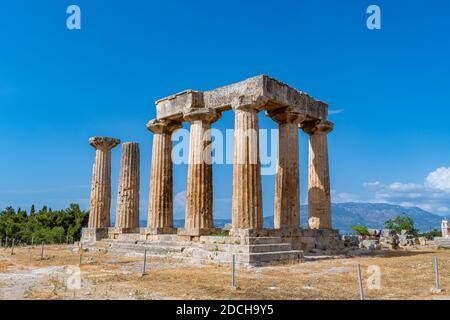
[[0, 233, 78, 248]]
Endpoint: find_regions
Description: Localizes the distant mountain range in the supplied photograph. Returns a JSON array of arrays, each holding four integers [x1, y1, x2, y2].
[[138, 202, 444, 233]]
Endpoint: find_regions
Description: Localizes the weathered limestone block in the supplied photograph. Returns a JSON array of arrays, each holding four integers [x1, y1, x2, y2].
[[146, 119, 182, 234], [232, 105, 263, 230], [183, 109, 221, 235], [155, 75, 328, 122], [269, 109, 304, 230], [308, 217, 321, 230], [88, 136, 120, 229], [115, 142, 140, 232], [81, 227, 109, 243], [360, 239, 381, 251], [303, 121, 333, 230]]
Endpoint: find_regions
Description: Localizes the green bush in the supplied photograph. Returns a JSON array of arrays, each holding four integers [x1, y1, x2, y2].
[[420, 229, 442, 240], [351, 225, 369, 236]]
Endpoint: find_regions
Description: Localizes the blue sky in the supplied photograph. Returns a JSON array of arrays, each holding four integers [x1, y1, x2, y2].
[[1, 0, 450, 220]]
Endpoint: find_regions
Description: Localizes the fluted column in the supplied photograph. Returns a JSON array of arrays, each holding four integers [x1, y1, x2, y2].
[[232, 106, 263, 230], [115, 142, 140, 231], [88, 137, 120, 229], [269, 110, 303, 231], [182, 109, 220, 235], [147, 119, 182, 233], [303, 121, 334, 230]]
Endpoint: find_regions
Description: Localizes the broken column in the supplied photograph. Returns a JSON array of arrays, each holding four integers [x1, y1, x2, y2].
[[303, 121, 334, 230], [269, 109, 303, 231], [231, 105, 263, 232], [146, 119, 182, 234], [86, 136, 120, 240], [114, 142, 140, 233], [180, 109, 220, 237]]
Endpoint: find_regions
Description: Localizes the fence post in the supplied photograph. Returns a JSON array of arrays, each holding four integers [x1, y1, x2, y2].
[[31, 236, 34, 247], [11, 239, 15, 255], [356, 263, 365, 300], [434, 256, 441, 292], [231, 254, 236, 289], [40, 241, 45, 260], [141, 248, 147, 276]]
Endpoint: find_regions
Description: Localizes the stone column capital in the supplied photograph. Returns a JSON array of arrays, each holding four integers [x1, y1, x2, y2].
[[302, 120, 334, 135], [267, 108, 306, 124], [89, 137, 121, 150], [183, 108, 221, 123], [231, 99, 267, 112], [146, 119, 182, 134]]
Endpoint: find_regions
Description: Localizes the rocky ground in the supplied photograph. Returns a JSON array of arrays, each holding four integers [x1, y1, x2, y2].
[[1, 244, 450, 300]]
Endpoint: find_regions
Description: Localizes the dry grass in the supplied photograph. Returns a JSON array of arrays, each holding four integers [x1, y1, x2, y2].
[[1, 245, 450, 300]]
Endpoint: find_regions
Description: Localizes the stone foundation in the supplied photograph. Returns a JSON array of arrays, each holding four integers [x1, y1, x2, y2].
[[230, 228, 344, 252], [82, 227, 346, 266], [108, 227, 141, 240], [81, 228, 109, 242]]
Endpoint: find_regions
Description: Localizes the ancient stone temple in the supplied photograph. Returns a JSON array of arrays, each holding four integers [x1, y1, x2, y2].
[[82, 76, 344, 266]]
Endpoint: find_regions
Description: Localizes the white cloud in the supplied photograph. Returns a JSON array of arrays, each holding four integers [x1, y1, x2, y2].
[[387, 182, 422, 192], [173, 190, 187, 218], [329, 109, 344, 115], [331, 190, 361, 203], [334, 166, 450, 215], [363, 181, 383, 190], [425, 167, 450, 193]]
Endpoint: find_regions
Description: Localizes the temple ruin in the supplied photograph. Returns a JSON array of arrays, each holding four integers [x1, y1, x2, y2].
[[82, 75, 344, 266]]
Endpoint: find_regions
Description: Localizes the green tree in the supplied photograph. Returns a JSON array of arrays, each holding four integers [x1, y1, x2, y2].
[[385, 214, 419, 236], [0, 203, 88, 244]]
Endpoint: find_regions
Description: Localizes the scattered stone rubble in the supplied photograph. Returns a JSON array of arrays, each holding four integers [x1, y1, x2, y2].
[[342, 229, 432, 251]]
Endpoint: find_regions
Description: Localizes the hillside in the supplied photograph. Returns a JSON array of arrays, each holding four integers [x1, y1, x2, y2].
[[140, 203, 444, 233]]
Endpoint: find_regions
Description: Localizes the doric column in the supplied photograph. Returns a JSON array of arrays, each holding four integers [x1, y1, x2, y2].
[[303, 121, 334, 230], [232, 106, 263, 230], [147, 119, 182, 233], [269, 110, 303, 231], [181, 109, 220, 236], [115, 142, 140, 232], [88, 137, 120, 229]]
